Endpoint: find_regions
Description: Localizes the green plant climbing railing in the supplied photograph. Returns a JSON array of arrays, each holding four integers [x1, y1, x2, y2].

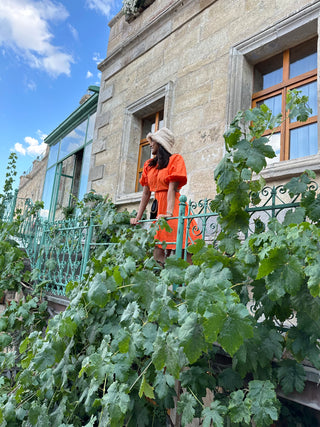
[[0, 190, 18, 222], [12, 181, 319, 296]]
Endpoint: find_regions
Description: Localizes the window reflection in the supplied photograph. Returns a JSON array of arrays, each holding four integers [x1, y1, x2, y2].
[[266, 132, 281, 164], [41, 167, 56, 218], [290, 123, 318, 159], [86, 112, 96, 142], [47, 142, 59, 168], [254, 53, 283, 91], [290, 38, 317, 79], [290, 81, 317, 122], [78, 143, 93, 201], [59, 121, 87, 161], [140, 144, 151, 168], [257, 94, 282, 116]]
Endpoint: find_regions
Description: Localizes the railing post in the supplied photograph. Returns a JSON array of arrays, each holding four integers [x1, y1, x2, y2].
[[36, 220, 47, 272], [176, 195, 187, 259], [8, 190, 18, 222], [80, 215, 94, 280], [271, 186, 276, 218]]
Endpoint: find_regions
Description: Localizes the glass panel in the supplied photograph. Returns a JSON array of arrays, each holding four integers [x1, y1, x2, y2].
[[290, 38, 317, 79], [139, 144, 151, 168], [41, 166, 56, 218], [78, 143, 92, 201], [137, 172, 143, 192], [290, 122, 318, 159], [55, 156, 76, 220], [158, 110, 164, 129], [257, 94, 282, 117], [47, 142, 59, 168], [86, 112, 96, 142], [290, 81, 317, 122], [142, 114, 156, 138], [58, 120, 87, 161], [254, 53, 283, 91], [266, 132, 280, 164]]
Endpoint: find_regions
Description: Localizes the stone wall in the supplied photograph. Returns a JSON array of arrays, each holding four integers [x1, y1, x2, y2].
[[91, 0, 319, 209], [17, 149, 48, 211]]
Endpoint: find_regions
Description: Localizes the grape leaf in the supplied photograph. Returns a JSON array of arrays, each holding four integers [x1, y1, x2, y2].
[[247, 380, 279, 427], [177, 392, 197, 426], [228, 390, 251, 424], [138, 375, 155, 399], [218, 368, 243, 392], [218, 303, 253, 356], [277, 359, 306, 394], [202, 401, 227, 427], [178, 313, 207, 363]]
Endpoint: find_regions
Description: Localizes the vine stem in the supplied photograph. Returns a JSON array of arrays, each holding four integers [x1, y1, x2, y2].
[[117, 284, 135, 290], [98, 374, 108, 427], [129, 359, 152, 392], [187, 387, 204, 409], [230, 282, 246, 289]]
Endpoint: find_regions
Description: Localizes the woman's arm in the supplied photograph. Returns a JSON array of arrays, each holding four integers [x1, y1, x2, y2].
[[158, 181, 178, 218], [130, 185, 151, 225]]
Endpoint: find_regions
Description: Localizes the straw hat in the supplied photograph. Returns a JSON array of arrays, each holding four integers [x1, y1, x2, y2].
[[146, 127, 175, 154]]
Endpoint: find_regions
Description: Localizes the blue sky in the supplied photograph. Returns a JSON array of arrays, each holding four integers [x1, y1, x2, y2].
[[0, 0, 123, 193]]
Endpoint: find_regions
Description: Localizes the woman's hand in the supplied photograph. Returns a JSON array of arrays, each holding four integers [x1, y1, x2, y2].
[[157, 213, 173, 219], [130, 186, 151, 226], [130, 217, 140, 225]]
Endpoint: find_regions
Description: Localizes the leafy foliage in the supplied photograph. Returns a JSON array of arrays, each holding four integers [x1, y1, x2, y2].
[[0, 90, 318, 426]]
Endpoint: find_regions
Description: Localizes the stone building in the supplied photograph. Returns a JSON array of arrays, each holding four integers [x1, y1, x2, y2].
[[19, 0, 320, 221], [89, 0, 320, 214], [14, 0, 320, 416], [16, 149, 48, 212]]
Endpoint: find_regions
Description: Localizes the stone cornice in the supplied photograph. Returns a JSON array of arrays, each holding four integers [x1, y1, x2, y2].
[[98, 0, 217, 79]]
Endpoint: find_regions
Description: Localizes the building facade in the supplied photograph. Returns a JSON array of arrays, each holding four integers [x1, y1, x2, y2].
[[18, 1, 320, 218], [89, 0, 320, 213]]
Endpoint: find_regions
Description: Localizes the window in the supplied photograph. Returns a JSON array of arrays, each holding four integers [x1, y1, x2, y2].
[[116, 82, 173, 204], [135, 110, 164, 192], [42, 110, 96, 221], [252, 38, 317, 163], [227, 2, 320, 179]]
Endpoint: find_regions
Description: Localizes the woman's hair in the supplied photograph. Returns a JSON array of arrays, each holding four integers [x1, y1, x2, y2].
[[148, 144, 171, 169]]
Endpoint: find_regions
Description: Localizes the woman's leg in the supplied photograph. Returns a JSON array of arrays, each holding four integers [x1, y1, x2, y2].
[[154, 246, 166, 265]]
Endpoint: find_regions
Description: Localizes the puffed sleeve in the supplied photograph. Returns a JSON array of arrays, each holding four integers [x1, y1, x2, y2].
[[165, 154, 187, 188], [139, 160, 150, 187]]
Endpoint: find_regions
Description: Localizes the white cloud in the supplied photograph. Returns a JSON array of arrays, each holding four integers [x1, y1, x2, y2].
[[14, 142, 26, 156], [37, 130, 47, 141], [93, 52, 103, 64], [24, 136, 38, 147], [85, 0, 116, 17], [14, 135, 46, 157], [26, 79, 36, 91], [0, 0, 74, 77], [24, 136, 46, 156], [86, 70, 93, 78], [68, 24, 78, 40]]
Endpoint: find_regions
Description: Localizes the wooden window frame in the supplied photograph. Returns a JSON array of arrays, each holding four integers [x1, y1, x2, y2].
[[135, 111, 162, 192], [252, 44, 317, 161]]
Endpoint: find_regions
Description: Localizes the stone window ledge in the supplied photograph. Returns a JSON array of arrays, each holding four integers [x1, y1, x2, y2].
[[115, 191, 144, 205], [261, 154, 320, 181]]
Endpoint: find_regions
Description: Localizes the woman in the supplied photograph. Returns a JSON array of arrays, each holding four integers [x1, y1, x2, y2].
[[130, 127, 197, 264]]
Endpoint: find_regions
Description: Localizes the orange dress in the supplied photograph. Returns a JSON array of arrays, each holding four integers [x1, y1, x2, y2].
[[140, 154, 199, 250]]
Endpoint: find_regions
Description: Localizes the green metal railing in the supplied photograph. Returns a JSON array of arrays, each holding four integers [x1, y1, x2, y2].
[[0, 190, 18, 222], [8, 182, 319, 296]]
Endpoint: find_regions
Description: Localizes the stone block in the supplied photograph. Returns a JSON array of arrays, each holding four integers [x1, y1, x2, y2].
[[89, 164, 105, 182], [100, 84, 114, 103], [92, 140, 106, 155], [95, 111, 110, 129]]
